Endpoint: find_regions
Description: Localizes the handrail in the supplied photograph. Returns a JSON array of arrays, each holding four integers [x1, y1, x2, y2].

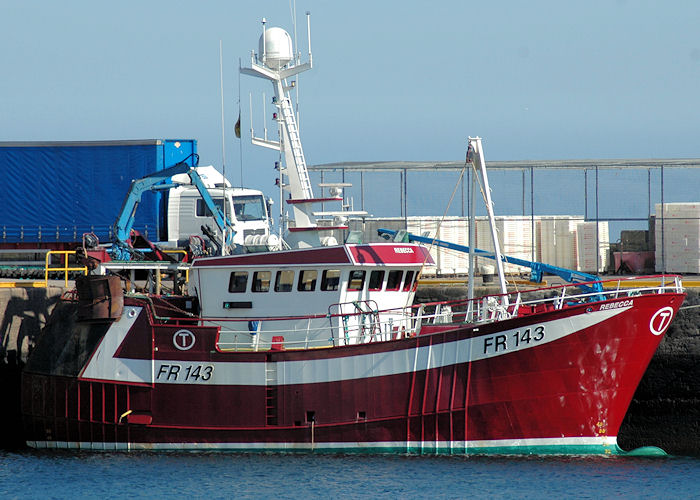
[[162, 249, 189, 282], [146, 274, 685, 352], [162, 249, 188, 261], [45, 250, 88, 287]]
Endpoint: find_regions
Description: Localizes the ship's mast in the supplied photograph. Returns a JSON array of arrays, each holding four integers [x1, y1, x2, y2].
[[242, 14, 323, 248], [468, 137, 509, 300]]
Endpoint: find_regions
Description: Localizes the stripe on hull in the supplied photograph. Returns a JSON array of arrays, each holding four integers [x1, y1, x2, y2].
[[79, 306, 148, 383], [80, 305, 631, 386], [27, 436, 621, 455]]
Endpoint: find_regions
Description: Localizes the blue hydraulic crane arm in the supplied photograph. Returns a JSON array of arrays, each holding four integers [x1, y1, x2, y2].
[[111, 154, 236, 260], [377, 228, 603, 294], [113, 160, 193, 245], [185, 168, 236, 246]]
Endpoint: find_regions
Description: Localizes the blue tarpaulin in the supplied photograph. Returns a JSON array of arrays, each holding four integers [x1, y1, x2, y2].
[[0, 140, 196, 244]]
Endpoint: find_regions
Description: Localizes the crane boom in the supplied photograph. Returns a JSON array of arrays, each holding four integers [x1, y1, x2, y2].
[[111, 154, 236, 260], [377, 228, 603, 294]]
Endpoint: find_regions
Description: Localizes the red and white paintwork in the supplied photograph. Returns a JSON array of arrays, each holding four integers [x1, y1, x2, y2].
[[22, 257, 685, 454]]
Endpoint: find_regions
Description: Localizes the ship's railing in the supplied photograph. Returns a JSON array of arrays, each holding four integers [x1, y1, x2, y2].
[[214, 313, 418, 351], [207, 274, 684, 351], [45, 250, 88, 287], [0, 249, 88, 287], [458, 274, 684, 324], [96, 260, 190, 295]]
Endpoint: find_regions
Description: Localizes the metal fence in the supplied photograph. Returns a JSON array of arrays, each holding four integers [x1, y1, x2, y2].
[[308, 158, 700, 274]]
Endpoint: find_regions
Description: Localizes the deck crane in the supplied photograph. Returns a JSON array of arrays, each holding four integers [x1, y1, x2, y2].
[[377, 228, 604, 295], [112, 154, 236, 260]]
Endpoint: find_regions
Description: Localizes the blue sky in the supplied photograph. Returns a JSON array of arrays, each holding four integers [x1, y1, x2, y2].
[[3, 1, 700, 209]]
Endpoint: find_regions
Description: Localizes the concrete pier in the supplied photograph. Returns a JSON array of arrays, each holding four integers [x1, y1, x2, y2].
[[617, 290, 700, 456], [0, 284, 65, 449]]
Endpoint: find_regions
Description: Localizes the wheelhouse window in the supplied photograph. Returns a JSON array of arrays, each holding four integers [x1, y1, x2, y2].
[[252, 271, 271, 292], [386, 270, 403, 291], [348, 270, 366, 291], [228, 271, 248, 293], [368, 270, 385, 291], [298, 270, 318, 292], [321, 269, 341, 291], [403, 270, 416, 292], [274, 270, 295, 292]]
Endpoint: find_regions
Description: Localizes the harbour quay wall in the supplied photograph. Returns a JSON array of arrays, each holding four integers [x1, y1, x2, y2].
[[0, 285, 64, 449], [616, 290, 700, 456], [0, 284, 698, 455]]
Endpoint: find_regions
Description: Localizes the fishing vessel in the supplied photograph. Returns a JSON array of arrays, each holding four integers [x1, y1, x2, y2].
[[21, 17, 685, 455]]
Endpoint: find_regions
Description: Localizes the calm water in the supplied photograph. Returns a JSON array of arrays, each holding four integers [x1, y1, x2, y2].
[[1, 451, 699, 499]]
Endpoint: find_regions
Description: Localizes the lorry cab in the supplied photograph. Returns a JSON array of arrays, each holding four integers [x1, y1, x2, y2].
[[167, 165, 272, 248]]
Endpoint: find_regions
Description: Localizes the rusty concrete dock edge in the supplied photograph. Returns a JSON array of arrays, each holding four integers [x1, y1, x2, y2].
[[0, 286, 64, 449]]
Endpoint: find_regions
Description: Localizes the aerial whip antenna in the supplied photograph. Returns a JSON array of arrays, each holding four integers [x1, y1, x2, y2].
[[237, 57, 243, 187], [290, 0, 300, 120], [219, 40, 228, 255]]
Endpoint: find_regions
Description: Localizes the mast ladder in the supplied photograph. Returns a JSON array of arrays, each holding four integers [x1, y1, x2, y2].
[[279, 96, 313, 198]]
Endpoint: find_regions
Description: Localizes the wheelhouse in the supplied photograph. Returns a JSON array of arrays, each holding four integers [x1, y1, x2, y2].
[[189, 243, 433, 349]]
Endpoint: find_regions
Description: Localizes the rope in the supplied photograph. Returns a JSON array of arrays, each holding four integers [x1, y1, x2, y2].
[[408, 146, 523, 304], [404, 158, 468, 310]]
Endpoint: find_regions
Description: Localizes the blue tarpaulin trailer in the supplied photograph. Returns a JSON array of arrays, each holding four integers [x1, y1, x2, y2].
[[0, 139, 196, 246]]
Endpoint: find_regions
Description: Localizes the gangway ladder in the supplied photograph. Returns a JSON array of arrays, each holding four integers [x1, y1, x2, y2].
[[278, 95, 313, 199], [265, 356, 278, 426]]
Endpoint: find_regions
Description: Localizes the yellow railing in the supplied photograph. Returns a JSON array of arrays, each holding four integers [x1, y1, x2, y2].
[[163, 249, 187, 259], [0, 248, 191, 289], [162, 249, 190, 282], [45, 250, 88, 287]]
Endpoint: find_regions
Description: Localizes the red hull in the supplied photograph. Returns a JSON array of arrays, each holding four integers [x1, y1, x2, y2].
[[22, 290, 684, 454]]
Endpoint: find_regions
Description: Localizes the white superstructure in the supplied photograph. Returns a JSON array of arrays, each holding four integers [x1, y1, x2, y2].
[[242, 16, 353, 249]]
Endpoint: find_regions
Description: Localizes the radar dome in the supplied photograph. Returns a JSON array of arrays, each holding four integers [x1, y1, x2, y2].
[[259, 27, 294, 70]]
